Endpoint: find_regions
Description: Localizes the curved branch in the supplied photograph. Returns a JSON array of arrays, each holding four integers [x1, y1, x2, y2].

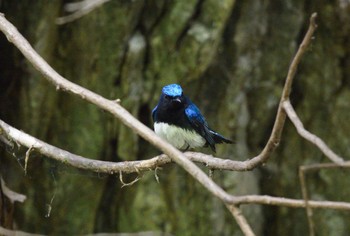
[[251, 13, 318, 166], [151, 13, 321, 172], [283, 100, 344, 164], [2, 119, 350, 212], [0, 119, 170, 174], [6, 118, 338, 174], [0, 12, 320, 205], [0, 119, 283, 173], [2, 9, 339, 212], [2, 10, 349, 235], [0, 13, 235, 204]]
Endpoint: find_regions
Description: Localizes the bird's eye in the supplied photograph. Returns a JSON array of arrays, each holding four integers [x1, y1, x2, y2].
[[165, 95, 170, 99]]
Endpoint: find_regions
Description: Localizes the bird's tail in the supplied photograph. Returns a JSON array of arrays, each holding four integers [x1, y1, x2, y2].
[[209, 130, 233, 144]]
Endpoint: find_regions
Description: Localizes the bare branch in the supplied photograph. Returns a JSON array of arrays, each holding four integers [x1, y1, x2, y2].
[[56, 0, 111, 25], [119, 171, 141, 188], [299, 166, 315, 236], [300, 162, 350, 170], [248, 13, 319, 166], [144, 13, 320, 174], [24, 146, 33, 176], [226, 204, 256, 236], [6, 117, 344, 175], [282, 13, 318, 101], [154, 167, 161, 183], [0, 11, 324, 203], [0, 119, 269, 173], [233, 195, 350, 210], [283, 100, 345, 164], [0, 178, 26, 203], [45, 191, 56, 218], [3, 11, 347, 233], [0, 9, 316, 194], [0, 13, 236, 204], [3, 119, 348, 212], [0, 119, 171, 174], [299, 163, 350, 236]]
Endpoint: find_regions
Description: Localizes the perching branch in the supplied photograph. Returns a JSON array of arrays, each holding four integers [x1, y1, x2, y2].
[[0, 11, 320, 199], [0, 119, 171, 174], [0, 119, 254, 173], [0, 118, 281, 174], [1, 119, 350, 210], [1, 10, 349, 235], [189, 13, 320, 172], [0, 11, 320, 196], [0, 12, 237, 206]]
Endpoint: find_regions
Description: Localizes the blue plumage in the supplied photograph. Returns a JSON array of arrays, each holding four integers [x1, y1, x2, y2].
[[152, 84, 232, 152], [162, 84, 183, 97]]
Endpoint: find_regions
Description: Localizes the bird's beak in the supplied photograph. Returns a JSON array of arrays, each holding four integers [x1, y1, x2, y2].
[[173, 98, 182, 104]]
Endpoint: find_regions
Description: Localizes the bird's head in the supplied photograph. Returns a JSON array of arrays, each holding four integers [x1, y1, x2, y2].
[[160, 84, 185, 110]]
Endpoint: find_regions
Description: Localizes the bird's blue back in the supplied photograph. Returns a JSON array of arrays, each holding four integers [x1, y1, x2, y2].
[[185, 103, 208, 127]]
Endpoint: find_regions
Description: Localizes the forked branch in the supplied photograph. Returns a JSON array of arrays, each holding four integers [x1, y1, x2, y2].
[[2, 11, 349, 236]]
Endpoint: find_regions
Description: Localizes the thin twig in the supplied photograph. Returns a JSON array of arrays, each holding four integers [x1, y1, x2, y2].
[[119, 171, 141, 188], [301, 162, 350, 170], [299, 162, 350, 235], [283, 100, 344, 164], [24, 146, 33, 176], [233, 195, 350, 210], [45, 190, 56, 218], [226, 204, 256, 236], [209, 169, 214, 179], [284, 93, 346, 236], [299, 166, 315, 236], [247, 13, 319, 167], [154, 167, 161, 183], [282, 13, 318, 101]]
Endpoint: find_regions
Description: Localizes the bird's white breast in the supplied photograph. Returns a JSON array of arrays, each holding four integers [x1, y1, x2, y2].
[[154, 122, 206, 150]]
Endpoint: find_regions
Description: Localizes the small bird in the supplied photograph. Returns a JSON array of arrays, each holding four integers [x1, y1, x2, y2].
[[152, 84, 232, 152]]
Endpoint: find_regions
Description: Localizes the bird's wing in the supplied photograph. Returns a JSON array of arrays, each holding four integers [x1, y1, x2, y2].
[[185, 104, 216, 149], [152, 105, 158, 122]]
